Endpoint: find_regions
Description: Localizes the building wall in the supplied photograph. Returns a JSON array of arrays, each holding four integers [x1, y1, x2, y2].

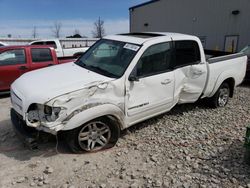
[[130, 0, 250, 52]]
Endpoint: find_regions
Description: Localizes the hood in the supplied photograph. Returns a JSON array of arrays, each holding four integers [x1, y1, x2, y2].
[[12, 62, 113, 102]]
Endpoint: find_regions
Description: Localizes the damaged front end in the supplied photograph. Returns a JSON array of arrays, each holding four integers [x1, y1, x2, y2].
[[24, 81, 120, 134], [26, 103, 66, 134]]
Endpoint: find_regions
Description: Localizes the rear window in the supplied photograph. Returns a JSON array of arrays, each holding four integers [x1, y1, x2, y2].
[[45, 41, 57, 49], [31, 41, 44, 45], [31, 48, 53, 63], [31, 41, 57, 49]]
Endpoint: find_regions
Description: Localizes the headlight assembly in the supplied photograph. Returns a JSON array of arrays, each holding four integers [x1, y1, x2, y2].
[[43, 105, 61, 122], [27, 104, 61, 123]]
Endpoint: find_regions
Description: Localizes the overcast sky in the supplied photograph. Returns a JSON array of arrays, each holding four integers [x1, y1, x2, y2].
[[0, 0, 148, 38]]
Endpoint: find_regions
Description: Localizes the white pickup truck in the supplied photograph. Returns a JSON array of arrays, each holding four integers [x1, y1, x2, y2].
[[29, 39, 89, 58], [11, 32, 247, 152], [0, 41, 8, 47]]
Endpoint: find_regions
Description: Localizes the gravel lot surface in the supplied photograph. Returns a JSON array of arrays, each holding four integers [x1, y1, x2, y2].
[[0, 83, 250, 188]]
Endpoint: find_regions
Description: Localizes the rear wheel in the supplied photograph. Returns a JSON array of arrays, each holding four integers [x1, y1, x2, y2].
[[66, 117, 120, 153], [209, 82, 230, 108]]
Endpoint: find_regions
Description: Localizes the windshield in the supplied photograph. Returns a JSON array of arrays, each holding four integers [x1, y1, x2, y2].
[[75, 39, 140, 78], [240, 45, 250, 56]]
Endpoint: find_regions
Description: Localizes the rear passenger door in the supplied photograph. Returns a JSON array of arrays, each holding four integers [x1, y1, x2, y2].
[[30, 48, 55, 71], [172, 40, 207, 103], [126, 42, 175, 121], [0, 49, 27, 90]]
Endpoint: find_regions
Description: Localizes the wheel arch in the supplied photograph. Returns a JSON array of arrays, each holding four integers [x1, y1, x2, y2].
[[223, 77, 235, 97], [209, 73, 236, 98]]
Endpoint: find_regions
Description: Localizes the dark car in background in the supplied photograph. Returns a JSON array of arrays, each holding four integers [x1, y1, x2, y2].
[[241, 45, 250, 80]]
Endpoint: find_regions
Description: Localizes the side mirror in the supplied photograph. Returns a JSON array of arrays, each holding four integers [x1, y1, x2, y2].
[[128, 75, 139, 82]]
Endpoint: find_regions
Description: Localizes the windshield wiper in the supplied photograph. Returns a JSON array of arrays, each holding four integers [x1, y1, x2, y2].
[[76, 61, 118, 78], [87, 65, 118, 78], [75, 60, 87, 68]]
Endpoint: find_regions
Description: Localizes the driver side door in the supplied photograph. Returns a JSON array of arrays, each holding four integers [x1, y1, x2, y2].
[[126, 42, 175, 124]]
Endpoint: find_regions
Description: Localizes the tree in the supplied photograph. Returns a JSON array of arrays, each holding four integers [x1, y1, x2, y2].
[[51, 21, 62, 38], [92, 17, 105, 38], [66, 29, 82, 38], [66, 34, 82, 38], [32, 26, 38, 38]]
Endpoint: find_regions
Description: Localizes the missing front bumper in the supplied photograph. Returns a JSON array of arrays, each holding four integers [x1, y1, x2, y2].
[[11, 108, 38, 150]]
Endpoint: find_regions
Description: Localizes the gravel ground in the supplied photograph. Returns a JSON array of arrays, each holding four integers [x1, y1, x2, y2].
[[0, 83, 250, 188]]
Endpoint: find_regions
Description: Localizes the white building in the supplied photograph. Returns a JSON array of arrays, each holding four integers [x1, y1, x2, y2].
[[129, 0, 250, 52], [0, 38, 98, 48]]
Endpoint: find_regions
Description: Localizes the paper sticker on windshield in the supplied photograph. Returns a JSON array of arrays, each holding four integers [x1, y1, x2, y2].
[[124, 43, 140, 51]]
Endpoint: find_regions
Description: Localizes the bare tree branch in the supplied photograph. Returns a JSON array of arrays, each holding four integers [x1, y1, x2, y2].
[[92, 17, 105, 38], [51, 21, 62, 38]]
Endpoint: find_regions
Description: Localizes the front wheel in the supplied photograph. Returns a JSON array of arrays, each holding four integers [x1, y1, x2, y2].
[[66, 117, 120, 153], [209, 82, 230, 108]]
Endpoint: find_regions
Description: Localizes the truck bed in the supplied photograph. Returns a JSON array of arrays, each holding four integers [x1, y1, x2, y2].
[[203, 52, 247, 97], [204, 49, 232, 60], [206, 50, 245, 64]]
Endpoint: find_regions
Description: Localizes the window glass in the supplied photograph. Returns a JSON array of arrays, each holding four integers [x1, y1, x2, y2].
[[241, 45, 250, 56], [93, 43, 119, 58], [0, 49, 26, 66], [75, 39, 139, 78], [31, 41, 57, 49], [136, 42, 172, 77], [174, 40, 201, 68], [31, 41, 44, 45], [31, 48, 53, 63], [45, 41, 57, 49]]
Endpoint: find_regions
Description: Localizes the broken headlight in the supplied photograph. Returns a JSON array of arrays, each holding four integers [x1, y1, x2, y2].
[[27, 104, 61, 124], [44, 105, 61, 122]]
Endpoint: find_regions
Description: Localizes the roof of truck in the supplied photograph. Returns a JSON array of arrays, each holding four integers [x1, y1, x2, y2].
[[104, 32, 197, 45]]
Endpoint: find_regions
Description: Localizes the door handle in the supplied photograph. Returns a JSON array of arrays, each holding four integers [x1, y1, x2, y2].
[[161, 79, 172, 85], [18, 66, 28, 70]]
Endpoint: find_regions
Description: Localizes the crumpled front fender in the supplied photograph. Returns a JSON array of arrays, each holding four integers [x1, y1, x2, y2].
[[61, 103, 126, 131]]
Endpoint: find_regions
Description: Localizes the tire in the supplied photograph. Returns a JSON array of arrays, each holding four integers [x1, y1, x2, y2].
[[209, 82, 230, 108], [65, 117, 120, 153]]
